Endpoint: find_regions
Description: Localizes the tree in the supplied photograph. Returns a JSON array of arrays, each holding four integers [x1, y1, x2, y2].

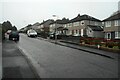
[[2, 21, 12, 32], [2, 21, 13, 40]]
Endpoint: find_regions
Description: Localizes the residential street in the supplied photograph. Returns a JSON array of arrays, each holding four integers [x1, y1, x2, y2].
[[16, 34, 118, 78]]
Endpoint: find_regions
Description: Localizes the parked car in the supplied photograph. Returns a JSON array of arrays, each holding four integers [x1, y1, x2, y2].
[[49, 33, 63, 39], [27, 29, 37, 37], [9, 31, 20, 41]]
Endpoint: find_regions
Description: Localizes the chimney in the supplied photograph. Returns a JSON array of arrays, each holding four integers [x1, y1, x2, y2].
[[78, 14, 80, 17]]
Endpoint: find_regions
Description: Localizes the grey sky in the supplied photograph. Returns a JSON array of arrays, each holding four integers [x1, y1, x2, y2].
[[0, 0, 120, 29]]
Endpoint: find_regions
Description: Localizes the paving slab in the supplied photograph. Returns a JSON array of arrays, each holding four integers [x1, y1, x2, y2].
[[2, 40, 39, 79]]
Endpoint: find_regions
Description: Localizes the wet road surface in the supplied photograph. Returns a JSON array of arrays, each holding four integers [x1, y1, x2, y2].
[[17, 34, 118, 78]]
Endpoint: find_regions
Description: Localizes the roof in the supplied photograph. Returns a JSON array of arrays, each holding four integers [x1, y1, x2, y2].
[[103, 12, 120, 21], [57, 27, 68, 31], [69, 14, 101, 23], [33, 22, 40, 26], [40, 19, 54, 25], [50, 18, 69, 25], [87, 25, 103, 31]]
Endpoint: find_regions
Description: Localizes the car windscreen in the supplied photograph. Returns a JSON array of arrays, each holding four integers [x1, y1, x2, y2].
[[11, 31, 19, 35]]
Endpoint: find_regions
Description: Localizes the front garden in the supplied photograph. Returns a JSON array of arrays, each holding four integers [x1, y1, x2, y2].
[[80, 37, 120, 53]]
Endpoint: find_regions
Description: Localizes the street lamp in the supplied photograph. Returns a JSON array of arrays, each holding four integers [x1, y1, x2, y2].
[[52, 15, 59, 44]]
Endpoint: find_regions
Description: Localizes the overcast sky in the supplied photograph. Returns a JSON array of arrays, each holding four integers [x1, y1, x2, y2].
[[0, 0, 120, 29]]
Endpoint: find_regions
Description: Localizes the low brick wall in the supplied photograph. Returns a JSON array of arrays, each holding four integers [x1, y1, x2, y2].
[[60, 40, 120, 53], [61, 36, 80, 43]]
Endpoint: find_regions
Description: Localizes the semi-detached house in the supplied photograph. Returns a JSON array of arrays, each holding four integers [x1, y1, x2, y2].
[[64, 14, 104, 38], [49, 14, 104, 38], [103, 12, 120, 40], [49, 18, 69, 35]]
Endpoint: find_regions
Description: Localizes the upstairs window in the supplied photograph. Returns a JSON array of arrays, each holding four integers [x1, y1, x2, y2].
[[41, 25, 43, 28], [67, 23, 72, 27], [81, 21, 85, 26], [105, 21, 111, 27], [73, 22, 79, 26], [114, 20, 119, 26], [95, 22, 98, 25], [50, 25, 53, 28], [64, 24, 67, 27]]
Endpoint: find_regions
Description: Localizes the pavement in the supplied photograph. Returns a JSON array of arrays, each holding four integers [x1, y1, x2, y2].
[[2, 40, 39, 79], [0, 42, 2, 80], [37, 37, 119, 60]]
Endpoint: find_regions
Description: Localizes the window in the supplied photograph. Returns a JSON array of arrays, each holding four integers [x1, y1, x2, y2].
[[73, 22, 79, 26], [67, 23, 71, 27], [50, 25, 53, 28], [70, 23, 72, 27], [95, 22, 98, 25], [114, 20, 119, 26], [38, 26, 41, 28], [105, 21, 111, 27], [64, 24, 67, 27], [89, 30, 92, 33], [53, 24, 55, 27], [74, 30, 76, 34], [115, 31, 120, 39], [41, 25, 43, 28], [81, 21, 85, 26]]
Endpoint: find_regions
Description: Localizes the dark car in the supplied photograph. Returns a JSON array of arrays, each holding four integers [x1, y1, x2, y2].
[[9, 31, 20, 41], [49, 33, 64, 39]]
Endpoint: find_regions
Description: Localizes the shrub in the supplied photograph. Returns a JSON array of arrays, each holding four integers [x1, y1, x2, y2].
[[118, 42, 120, 49], [106, 41, 115, 48]]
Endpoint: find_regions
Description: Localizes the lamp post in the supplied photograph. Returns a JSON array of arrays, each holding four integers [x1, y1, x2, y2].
[[52, 15, 58, 44]]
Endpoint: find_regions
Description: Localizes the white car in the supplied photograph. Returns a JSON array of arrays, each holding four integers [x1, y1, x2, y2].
[[27, 29, 37, 37]]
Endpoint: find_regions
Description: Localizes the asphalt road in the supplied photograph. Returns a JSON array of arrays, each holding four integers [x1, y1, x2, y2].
[[17, 34, 118, 78]]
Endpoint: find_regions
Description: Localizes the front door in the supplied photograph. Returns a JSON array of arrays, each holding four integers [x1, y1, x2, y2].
[[107, 32, 111, 40]]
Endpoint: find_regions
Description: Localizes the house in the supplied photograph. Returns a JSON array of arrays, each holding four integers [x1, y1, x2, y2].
[[103, 12, 120, 40], [31, 22, 40, 30], [65, 14, 103, 37], [86, 25, 104, 38], [49, 18, 69, 35], [39, 19, 54, 34]]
